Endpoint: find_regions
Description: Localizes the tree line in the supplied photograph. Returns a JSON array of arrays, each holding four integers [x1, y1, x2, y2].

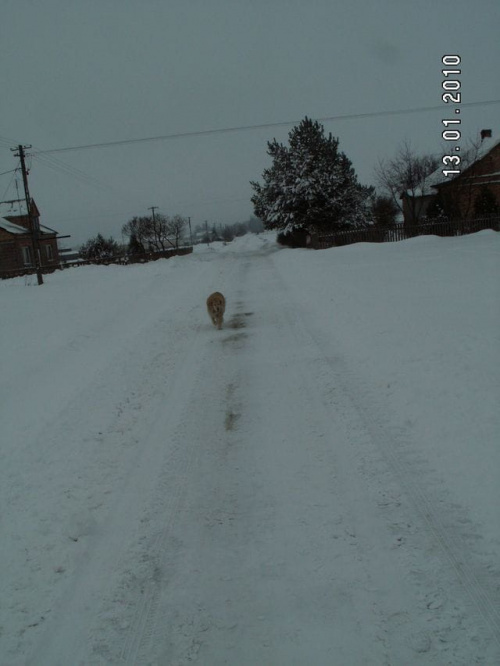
[[79, 213, 264, 260]]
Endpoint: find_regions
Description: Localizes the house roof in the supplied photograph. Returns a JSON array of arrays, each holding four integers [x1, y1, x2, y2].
[[0, 199, 58, 236], [0, 219, 29, 235], [0, 200, 29, 218], [407, 135, 500, 197], [435, 136, 500, 189], [0, 218, 58, 236], [0, 198, 42, 219]]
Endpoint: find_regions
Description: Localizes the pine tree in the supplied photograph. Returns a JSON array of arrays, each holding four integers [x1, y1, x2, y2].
[[128, 232, 145, 255], [251, 117, 372, 239]]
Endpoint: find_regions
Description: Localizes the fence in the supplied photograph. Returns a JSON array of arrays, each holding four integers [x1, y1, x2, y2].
[[0, 246, 193, 280], [314, 217, 500, 250]]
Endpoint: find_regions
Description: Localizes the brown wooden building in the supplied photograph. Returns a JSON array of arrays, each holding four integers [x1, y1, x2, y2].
[[0, 200, 60, 275]]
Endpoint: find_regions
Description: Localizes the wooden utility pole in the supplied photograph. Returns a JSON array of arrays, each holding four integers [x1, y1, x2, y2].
[[148, 206, 158, 223], [148, 206, 158, 250], [11, 144, 43, 285], [147, 206, 176, 250], [188, 216, 193, 245]]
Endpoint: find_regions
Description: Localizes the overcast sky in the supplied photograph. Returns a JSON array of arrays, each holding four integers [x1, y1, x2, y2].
[[1, 0, 499, 246]]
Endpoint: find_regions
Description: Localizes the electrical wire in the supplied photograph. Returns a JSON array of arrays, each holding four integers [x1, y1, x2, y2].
[[33, 99, 500, 155], [0, 133, 123, 194], [1, 164, 19, 202], [0, 168, 18, 178], [2, 98, 499, 228], [31, 153, 110, 192]]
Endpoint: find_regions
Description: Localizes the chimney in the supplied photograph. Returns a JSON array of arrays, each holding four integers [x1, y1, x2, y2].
[[480, 129, 492, 141]]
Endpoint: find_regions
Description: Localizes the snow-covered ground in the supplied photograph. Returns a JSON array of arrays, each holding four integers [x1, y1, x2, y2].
[[1, 230, 499, 665]]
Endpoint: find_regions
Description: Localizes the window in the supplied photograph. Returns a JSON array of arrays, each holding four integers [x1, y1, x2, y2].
[[45, 244, 53, 262], [22, 246, 33, 266]]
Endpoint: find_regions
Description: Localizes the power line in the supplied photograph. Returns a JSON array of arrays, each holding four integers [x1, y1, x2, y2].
[[33, 99, 500, 155], [0, 168, 18, 178], [0, 133, 133, 197], [1, 166, 19, 201], [31, 153, 110, 191]]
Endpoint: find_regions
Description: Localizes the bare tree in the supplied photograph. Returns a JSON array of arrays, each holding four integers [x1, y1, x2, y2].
[[168, 214, 187, 248], [122, 214, 176, 252], [147, 213, 175, 251], [375, 142, 439, 226]]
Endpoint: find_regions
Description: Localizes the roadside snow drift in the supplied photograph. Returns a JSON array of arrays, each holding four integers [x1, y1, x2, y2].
[[1, 231, 499, 665]]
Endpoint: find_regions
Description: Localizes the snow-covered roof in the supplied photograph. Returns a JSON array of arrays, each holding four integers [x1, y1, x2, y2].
[[0, 218, 57, 236], [471, 135, 500, 162], [408, 135, 500, 197], [0, 199, 57, 235], [436, 136, 500, 188], [417, 166, 450, 196], [0, 201, 28, 218], [0, 219, 28, 235]]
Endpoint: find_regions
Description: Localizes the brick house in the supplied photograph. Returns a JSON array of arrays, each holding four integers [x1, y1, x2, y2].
[[402, 130, 500, 224], [0, 200, 60, 274]]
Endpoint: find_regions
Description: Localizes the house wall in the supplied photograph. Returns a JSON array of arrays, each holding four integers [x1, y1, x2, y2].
[[0, 227, 14, 242], [40, 237, 60, 265], [0, 233, 60, 273], [0, 227, 20, 270], [0, 245, 19, 271]]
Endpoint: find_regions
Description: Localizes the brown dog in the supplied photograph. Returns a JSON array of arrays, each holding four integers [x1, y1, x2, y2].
[[206, 292, 226, 330]]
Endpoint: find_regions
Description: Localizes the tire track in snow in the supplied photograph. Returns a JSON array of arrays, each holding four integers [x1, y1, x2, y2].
[[270, 253, 500, 654], [119, 253, 251, 664], [142, 245, 391, 664], [142, 240, 496, 663], [125, 238, 498, 663], [119, 428, 201, 664], [113, 241, 499, 663], [313, 331, 500, 650], [118, 339, 234, 664], [22, 255, 221, 665]]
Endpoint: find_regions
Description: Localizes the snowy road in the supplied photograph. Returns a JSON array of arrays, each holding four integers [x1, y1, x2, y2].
[[1, 233, 499, 664]]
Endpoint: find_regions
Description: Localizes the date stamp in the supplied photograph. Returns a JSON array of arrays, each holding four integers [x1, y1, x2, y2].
[[441, 55, 461, 177]]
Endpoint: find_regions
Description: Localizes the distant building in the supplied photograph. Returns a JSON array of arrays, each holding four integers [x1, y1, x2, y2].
[[0, 199, 60, 274], [58, 246, 81, 264]]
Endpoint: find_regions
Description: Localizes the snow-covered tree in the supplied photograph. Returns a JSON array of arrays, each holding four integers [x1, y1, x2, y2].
[[80, 233, 120, 260], [250, 117, 373, 237]]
